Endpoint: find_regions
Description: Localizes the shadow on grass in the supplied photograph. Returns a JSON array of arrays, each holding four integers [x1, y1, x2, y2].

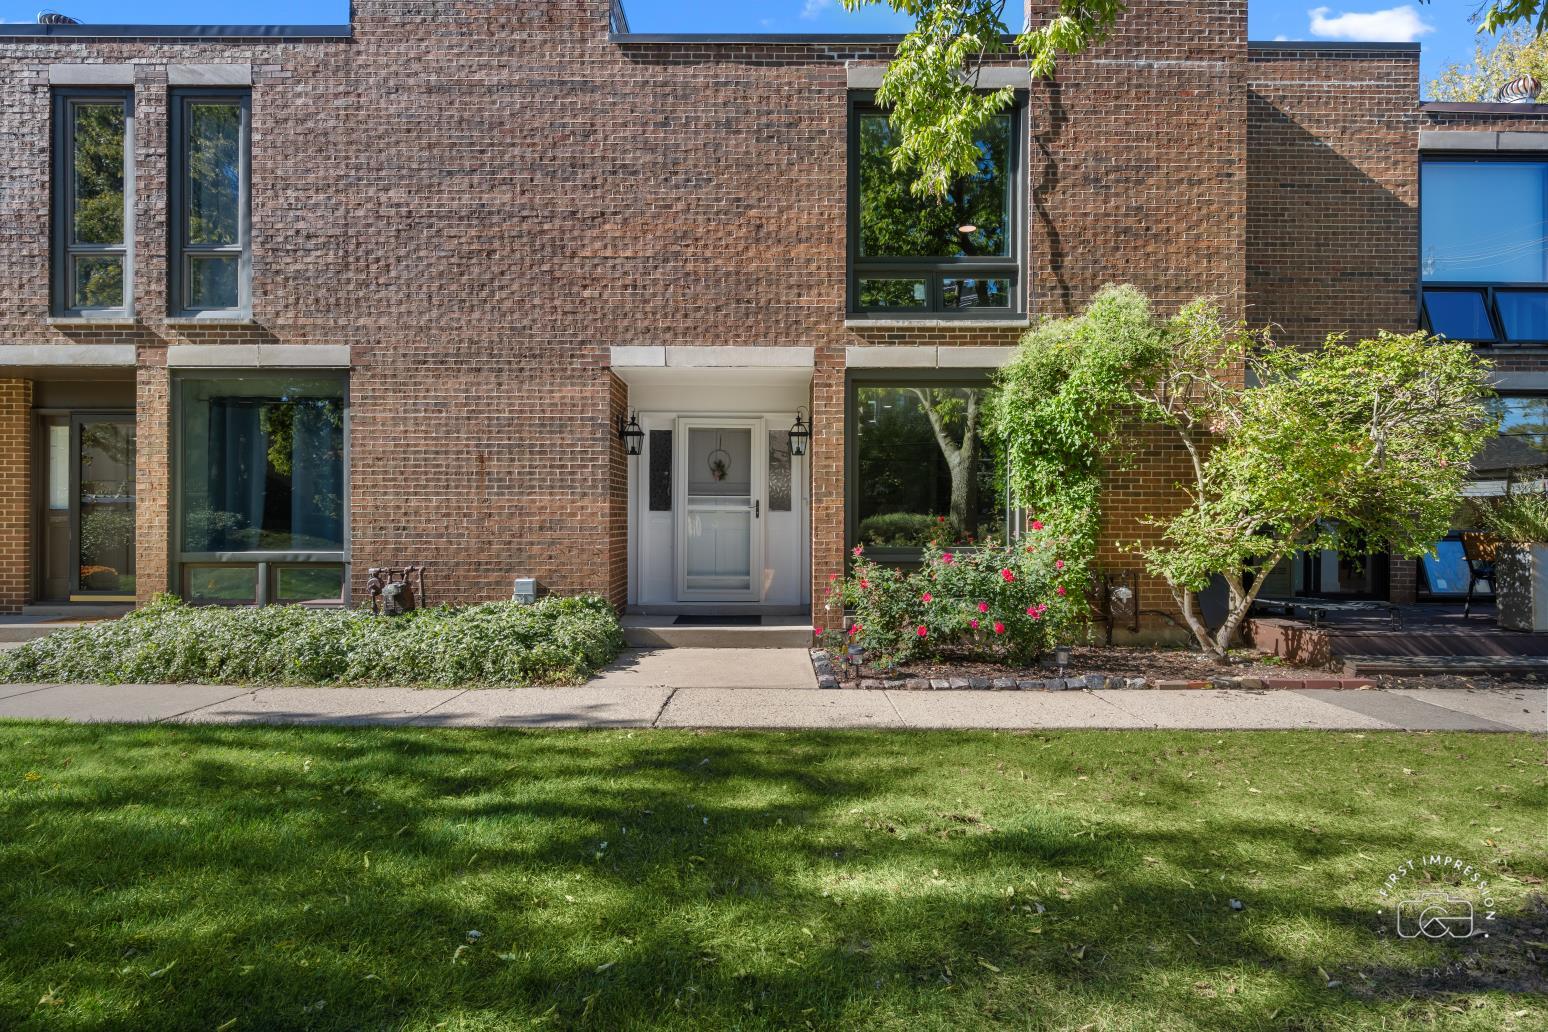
[[0, 725, 1543, 1031]]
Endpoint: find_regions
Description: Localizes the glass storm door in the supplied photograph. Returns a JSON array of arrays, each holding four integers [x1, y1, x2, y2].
[[676, 419, 764, 602]]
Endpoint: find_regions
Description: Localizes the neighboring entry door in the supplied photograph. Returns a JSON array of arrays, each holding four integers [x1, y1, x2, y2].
[[36, 413, 137, 602], [676, 419, 764, 602]]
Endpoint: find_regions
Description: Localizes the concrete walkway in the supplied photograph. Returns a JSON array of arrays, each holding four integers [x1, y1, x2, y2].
[[0, 648, 1542, 732]]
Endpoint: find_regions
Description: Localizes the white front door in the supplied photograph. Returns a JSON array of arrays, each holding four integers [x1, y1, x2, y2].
[[676, 418, 764, 602]]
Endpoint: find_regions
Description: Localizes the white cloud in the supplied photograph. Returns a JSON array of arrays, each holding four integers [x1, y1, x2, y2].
[[1274, 33, 1289, 41], [801, 0, 833, 20], [1308, 5, 1434, 43]]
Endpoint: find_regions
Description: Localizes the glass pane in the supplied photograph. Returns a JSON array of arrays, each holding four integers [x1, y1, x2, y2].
[[1497, 291, 1548, 341], [78, 420, 136, 595], [858, 278, 927, 309], [70, 254, 124, 310], [179, 376, 346, 553], [273, 565, 345, 604], [648, 429, 672, 511], [185, 101, 242, 246], [768, 429, 792, 512], [47, 424, 69, 510], [942, 278, 1010, 309], [187, 254, 239, 310], [685, 427, 752, 593], [1421, 161, 1548, 283], [1420, 540, 1472, 595], [858, 112, 1011, 259], [1423, 290, 1494, 341], [184, 565, 258, 604], [1477, 394, 1548, 473], [854, 385, 1005, 549], [70, 100, 125, 246]]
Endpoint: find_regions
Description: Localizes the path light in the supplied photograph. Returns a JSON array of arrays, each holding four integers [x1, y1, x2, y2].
[[1054, 644, 1072, 678], [846, 642, 865, 676], [788, 406, 810, 457], [617, 411, 644, 456]]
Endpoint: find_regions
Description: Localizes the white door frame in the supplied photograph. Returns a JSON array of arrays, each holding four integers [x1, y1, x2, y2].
[[675, 416, 765, 603]]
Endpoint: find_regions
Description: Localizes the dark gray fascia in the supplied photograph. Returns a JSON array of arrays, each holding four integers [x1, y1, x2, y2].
[[1248, 40, 1420, 53]]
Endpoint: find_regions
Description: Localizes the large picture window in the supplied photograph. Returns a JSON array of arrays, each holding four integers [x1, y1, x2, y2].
[[176, 375, 346, 604], [847, 378, 1007, 560], [1420, 158, 1548, 344], [848, 98, 1022, 318], [170, 90, 250, 317], [52, 89, 132, 317]]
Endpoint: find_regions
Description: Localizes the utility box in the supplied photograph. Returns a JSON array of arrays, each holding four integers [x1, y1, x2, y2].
[[512, 577, 545, 605]]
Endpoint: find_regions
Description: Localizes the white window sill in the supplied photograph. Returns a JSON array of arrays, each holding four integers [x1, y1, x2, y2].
[[47, 315, 137, 326]]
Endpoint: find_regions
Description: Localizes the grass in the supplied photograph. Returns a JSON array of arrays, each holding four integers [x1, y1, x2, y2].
[[0, 725, 1543, 1031]]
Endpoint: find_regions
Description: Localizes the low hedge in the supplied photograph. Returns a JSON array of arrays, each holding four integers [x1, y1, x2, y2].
[[0, 594, 625, 688]]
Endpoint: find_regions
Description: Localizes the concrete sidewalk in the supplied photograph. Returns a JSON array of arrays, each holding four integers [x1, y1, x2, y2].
[[0, 680, 1541, 732]]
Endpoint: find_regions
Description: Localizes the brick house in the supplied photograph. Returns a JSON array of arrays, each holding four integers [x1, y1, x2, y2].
[[0, 0, 1541, 634]]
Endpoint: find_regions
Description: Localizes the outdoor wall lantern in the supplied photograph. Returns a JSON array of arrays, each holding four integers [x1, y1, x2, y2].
[[617, 411, 644, 456], [788, 406, 811, 457]]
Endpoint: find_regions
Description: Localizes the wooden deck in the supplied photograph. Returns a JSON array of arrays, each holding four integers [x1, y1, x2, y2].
[[1247, 600, 1548, 672]]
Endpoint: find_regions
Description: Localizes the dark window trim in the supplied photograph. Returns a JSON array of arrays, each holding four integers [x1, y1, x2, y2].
[[1420, 284, 1548, 346], [846, 92, 1027, 321], [170, 370, 350, 605], [844, 368, 1011, 564], [51, 88, 134, 318], [1419, 155, 1548, 342], [168, 88, 251, 319]]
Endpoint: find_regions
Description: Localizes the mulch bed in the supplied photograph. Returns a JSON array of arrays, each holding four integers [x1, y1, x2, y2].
[[812, 644, 1542, 691]]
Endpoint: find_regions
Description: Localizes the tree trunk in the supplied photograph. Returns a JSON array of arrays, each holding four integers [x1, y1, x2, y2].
[[911, 388, 982, 537]]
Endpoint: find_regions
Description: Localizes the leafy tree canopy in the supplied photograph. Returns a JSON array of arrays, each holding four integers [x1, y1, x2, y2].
[[840, 0, 1125, 198], [1429, 25, 1548, 101]]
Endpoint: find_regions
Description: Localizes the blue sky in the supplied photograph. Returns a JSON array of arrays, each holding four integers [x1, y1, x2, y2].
[[0, 1, 1499, 95]]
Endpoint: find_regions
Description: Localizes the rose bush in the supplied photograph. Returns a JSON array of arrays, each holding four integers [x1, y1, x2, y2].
[[818, 523, 1083, 667]]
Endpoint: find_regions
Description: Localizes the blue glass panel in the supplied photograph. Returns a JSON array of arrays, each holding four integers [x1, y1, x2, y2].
[[1420, 540, 1475, 595], [1421, 161, 1548, 283], [1423, 289, 1495, 341], [1496, 290, 1548, 341]]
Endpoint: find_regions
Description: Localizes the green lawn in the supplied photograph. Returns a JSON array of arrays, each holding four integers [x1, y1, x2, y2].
[[0, 726, 1543, 1031]]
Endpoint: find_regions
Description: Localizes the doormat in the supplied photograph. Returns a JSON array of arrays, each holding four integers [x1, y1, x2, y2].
[[672, 615, 762, 626]]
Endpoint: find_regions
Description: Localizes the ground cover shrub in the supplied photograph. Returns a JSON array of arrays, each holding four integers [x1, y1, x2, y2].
[[0, 594, 625, 687], [818, 521, 1083, 667]]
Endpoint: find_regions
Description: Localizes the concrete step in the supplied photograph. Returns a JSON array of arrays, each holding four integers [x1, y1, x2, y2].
[[621, 615, 811, 649], [0, 604, 130, 642], [1342, 654, 1548, 677]]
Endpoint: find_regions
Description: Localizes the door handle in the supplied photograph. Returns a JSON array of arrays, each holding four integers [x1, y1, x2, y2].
[[755, 500, 760, 518]]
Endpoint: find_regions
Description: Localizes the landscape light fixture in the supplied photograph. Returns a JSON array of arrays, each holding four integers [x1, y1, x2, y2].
[[617, 411, 644, 456], [788, 406, 810, 457]]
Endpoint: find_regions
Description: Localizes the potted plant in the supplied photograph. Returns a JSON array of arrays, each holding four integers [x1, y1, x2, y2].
[[1472, 487, 1548, 632]]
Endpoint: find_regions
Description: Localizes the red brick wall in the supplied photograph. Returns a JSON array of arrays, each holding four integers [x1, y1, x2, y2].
[[1247, 46, 1419, 347], [0, 379, 32, 613], [0, 2, 1456, 635]]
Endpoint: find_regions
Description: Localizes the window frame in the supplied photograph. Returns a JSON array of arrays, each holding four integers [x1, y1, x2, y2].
[[846, 93, 1027, 321], [168, 88, 251, 319], [1419, 154, 1548, 347], [51, 87, 134, 319], [170, 370, 349, 606], [844, 368, 1013, 565]]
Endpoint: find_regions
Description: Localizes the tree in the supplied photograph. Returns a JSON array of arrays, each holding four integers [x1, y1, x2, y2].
[[910, 387, 983, 532], [840, 0, 1126, 198], [991, 286, 1497, 661], [1440, 0, 1548, 37], [1429, 25, 1548, 101]]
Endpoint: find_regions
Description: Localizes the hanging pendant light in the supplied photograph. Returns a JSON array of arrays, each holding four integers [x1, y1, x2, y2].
[[788, 406, 811, 457]]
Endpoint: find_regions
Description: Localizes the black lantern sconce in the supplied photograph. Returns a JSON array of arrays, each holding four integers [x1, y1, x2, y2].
[[788, 406, 811, 458], [617, 411, 644, 456]]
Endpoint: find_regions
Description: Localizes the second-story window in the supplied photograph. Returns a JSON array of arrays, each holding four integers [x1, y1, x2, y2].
[[170, 90, 250, 317], [1421, 157, 1548, 345], [52, 89, 133, 317], [848, 98, 1023, 319]]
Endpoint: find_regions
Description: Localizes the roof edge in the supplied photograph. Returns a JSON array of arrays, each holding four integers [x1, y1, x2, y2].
[[1248, 40, 1420, 53], [0, 24, 352, 40]]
